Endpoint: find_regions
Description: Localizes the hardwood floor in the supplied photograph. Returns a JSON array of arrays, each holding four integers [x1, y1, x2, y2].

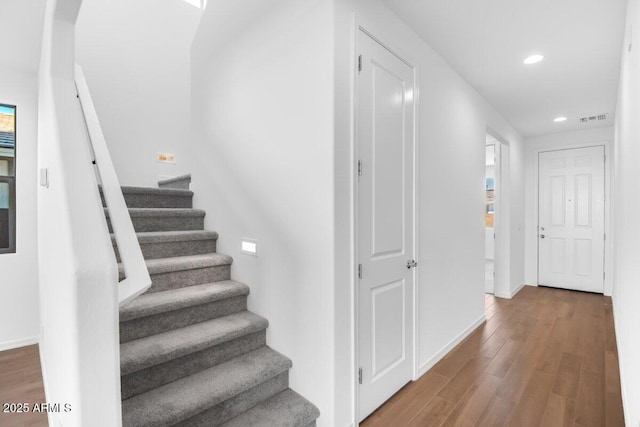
[[0, 345, 48, 427], [0, 287, 627, 427], [361, 286, 625, 427]]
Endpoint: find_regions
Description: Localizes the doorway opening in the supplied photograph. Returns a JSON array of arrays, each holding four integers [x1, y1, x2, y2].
[[485, 140, 496, 294], [485, 131, 512, 299]]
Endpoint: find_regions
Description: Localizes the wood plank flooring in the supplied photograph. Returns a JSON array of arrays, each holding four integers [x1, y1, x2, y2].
[[0, 286, 627, 427], [0, 345, 48, 427], [361, 286, 625, 427]]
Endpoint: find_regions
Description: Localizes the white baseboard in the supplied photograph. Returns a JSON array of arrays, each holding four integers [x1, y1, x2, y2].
[[612, 301, 631, 426], [0, 335, 38, 352], [510, 283, 526, 298], [38, 345, 58, 427], [417, 314, 487, 378], [495, 283, 526, 299]]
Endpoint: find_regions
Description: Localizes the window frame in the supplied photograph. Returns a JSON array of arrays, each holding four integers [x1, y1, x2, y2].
[[0, 102, 16, 254]]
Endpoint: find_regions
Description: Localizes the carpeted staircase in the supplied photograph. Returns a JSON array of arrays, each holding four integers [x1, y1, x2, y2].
[[103, 180, 319, 427]]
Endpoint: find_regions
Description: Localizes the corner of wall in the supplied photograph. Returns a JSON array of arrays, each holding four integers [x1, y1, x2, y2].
[[417, 313, 486, 378]]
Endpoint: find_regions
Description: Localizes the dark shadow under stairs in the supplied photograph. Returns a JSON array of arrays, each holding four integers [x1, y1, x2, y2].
[[103, 180, 319, 427]]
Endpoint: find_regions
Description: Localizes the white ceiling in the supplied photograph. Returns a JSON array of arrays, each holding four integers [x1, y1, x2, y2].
[[383, 0, 628, 138], [0, 0, 47, 74]]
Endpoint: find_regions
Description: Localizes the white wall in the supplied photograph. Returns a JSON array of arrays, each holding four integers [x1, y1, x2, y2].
[[0, 67, 40, 351], [191, 1, 526, 426], [191, 1, 335, 425], [486, 165, 495, 179], [38, 1, 122, 425], [613, 0, 640, 423], [334, 2, 526, 425], [76, 0, 202, 187], [523, 127, 614, 290]]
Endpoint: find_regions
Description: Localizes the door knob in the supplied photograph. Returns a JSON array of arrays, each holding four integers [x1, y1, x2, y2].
[[407, 260, 418, 269], [540, 234, 546, 239]]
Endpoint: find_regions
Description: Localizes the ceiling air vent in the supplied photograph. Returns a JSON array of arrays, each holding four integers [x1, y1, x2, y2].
[[578, 113, 608, 123]]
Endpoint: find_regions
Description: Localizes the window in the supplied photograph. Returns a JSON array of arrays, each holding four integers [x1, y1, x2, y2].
[[0, 103, 16, 253]]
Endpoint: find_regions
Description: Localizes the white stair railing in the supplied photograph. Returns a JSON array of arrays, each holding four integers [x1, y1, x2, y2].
[[75, 65, 151, 305]]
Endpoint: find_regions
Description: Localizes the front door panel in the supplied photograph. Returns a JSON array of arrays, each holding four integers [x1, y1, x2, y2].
[[538, 146, 605, 293]]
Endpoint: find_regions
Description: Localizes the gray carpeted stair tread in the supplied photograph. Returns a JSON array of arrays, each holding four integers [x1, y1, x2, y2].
[[111, 184, 319, 425], [119, 253, 233, 278], [106, 208, 205, 233], [119, 186, 193, 197], [101, 186, 193, 208], [158, 174, 191, 190], [112, 230, 218, 262], [111, 230, 219, 245], [120, 281, 248, 322], [221, 389, 320, 427], [120, 311, 268, 375], [105, 207, 205, 218], [121, 347, 292, 427]]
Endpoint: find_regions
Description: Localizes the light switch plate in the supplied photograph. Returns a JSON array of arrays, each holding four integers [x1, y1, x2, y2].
[[40, 168, 49, 188]]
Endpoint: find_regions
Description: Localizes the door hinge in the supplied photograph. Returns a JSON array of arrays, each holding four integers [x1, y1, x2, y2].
[[358, 55, 362, 72], [358, 368, 363, 384], [358, 264, 362, 279], [358, 160, 362, 176], [604, 272, 606, 280], [604, 233, 606, 241], [493, 233, 496, 239]]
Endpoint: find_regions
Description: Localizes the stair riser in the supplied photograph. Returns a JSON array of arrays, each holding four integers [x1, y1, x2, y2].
[[159, 179, 190, 190], [108, 216, 204, 233], [144, 265, 231, 293], [120, 295, 246, 343], [114, 239, 216, 262], [218, 389, 321, 427], [175, 372, 289, 427], [119, 266, 230, 292], [102, 192, 193, 209], [121, 331, 266, 399]]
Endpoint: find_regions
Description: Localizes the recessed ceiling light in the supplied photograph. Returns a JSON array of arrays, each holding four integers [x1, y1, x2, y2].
[[523, 54, 544, 65], [554, 116, 568, 123]]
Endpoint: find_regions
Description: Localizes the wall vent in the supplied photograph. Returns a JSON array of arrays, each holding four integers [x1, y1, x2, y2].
[[578, 113, 608, 123]]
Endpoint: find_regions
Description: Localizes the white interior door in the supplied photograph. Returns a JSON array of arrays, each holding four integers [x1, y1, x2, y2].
[[357, 30, 415, 422], [538, 146, 605, 293]]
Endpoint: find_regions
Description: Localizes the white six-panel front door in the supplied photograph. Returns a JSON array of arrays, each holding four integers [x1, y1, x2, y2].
[[538, 146, 605, 293], [357, 30, 415, 422]]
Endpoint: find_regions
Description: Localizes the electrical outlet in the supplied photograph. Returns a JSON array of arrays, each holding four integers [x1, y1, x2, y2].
[[156, 153, 176, 164]]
